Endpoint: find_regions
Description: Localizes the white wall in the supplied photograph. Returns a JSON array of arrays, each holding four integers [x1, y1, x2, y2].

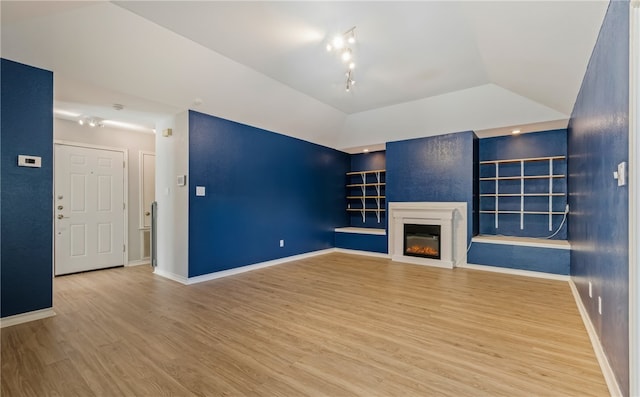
[[54, 118, 155, 263], [154, 112, 189, 281]]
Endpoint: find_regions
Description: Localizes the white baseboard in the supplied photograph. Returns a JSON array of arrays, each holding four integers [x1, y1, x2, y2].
[[185, 248, 335, 285], [126, 259, 150, 267], [153, 268, 189, 284], [333, 248, 390, 259], [462, 262, 570, 281], [0, 308, 56, 328], [569, 279, 622, 397]]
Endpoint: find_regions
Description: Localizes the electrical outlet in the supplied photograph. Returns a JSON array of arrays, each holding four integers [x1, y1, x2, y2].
[[279, 239, 284, 248], [598, 296, 602, 315], [565, 203, 570, 213], [589, 281, 592, 298]]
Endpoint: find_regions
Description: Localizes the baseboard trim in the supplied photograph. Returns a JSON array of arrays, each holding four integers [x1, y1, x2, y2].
[[462, 262, 570, 281], [569, 279, 622, 397], [126, 259, 150, 267], [153, 268, 189, 284], [0, 308, 56, 328], [185, 248, 335, 285], [333, 248, 390, 259]]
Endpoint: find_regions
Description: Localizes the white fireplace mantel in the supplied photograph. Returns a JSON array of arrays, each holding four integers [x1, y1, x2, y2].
[[388, 202, 467, 269]]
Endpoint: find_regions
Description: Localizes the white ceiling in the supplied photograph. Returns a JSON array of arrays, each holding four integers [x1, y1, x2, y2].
[[1, 1, 608, 152]]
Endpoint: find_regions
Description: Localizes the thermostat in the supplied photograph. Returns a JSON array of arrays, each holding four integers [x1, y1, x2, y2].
[[177, 175, 187, 186], [18, 155, 41, 168]]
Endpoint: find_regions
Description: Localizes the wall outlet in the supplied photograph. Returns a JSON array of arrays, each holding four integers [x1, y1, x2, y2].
[[598, 296, 602, 315], [565, 203, 570, 213], [279, 239, 284, 248], [588, 281, 592, 298]]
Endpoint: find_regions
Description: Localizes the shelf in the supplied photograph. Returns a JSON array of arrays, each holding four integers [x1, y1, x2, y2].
[[347, 196, 385, 199], [480, 193, 565, 197], [480, 175, 565, 181], [479, 156, 566, 231], [346, 183, 386, 187], [346, 169, 386, 224], [480, 156, 565, 165], [346, 169, 386, 176], [480, 210, 566, 215]]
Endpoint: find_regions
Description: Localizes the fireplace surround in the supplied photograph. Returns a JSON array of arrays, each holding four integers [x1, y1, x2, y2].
[[388, 202, 467, 269]]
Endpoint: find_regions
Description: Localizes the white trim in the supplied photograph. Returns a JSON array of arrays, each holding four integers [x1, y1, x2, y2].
[[334, 248, 390, 258], [471, 235, 570, 250], [126, 259, 150, 267], [138, 150, 155, 229], [0, 308, 56, 328], [185, 249, 335, 285], [53, 141, 129, 267], [334, 227, 386, 236], [629, 2, 640, 395], [569, 280, 623, 397], [462, 262, 570, 281], [153, 268, 189, 284]]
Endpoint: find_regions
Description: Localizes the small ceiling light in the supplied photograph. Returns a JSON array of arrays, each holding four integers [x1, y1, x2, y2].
[[88, 120, 97, 127], [78, 119, 84, 126], [363, 148, 369, 153], [326, 43, 332, 52], [512, 129, 521, 134], [349, 62, 355, 70], [345, 69, 355, 92], [332, 36, 345, 50], [113, 103, 124, 111], [341, 48, 352, 62]]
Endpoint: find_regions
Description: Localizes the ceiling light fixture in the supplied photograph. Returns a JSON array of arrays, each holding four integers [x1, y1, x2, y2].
[[512, 129, 521, 135], [326, 26, 358, 93], [78, 116, 104, 128]]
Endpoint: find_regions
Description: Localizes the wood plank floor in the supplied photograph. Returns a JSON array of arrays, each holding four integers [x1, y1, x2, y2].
[[1, 253, 609, 396]]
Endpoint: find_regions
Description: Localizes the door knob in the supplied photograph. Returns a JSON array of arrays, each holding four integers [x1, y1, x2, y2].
[[145, 211, 150, 216], [57, 205, 64, 210], [57, 214, 64, 220]]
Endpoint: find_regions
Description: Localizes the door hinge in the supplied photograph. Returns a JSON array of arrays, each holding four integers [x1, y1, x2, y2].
[[123, 202, 126, 210], [123, 244, 126, 252], [123, 161, 126, 168]]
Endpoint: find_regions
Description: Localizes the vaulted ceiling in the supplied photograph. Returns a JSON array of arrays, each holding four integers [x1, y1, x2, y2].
[[1, 1, 608, 152]]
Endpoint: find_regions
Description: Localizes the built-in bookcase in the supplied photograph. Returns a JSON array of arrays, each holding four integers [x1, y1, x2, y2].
[[346, 169, 386, 224], [479, 156, 567, 235]]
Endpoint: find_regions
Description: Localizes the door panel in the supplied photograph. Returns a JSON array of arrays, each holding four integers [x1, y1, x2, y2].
[[55, 144, 125, 275]]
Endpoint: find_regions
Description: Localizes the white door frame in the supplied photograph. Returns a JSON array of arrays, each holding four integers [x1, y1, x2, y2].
[[629, 1, 639, 396], [138, 150, 155, 260], [54, 140, 129, 267]]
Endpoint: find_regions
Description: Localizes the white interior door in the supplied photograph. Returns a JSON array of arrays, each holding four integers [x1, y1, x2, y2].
[[55, 144, 125, 275], [139, 151, 155, 258]]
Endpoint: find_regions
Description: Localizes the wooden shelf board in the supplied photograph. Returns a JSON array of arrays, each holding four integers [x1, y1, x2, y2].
[[346, 169, 386, 176], [480, 175, 565, 181], [480, 193, 565, 197], [480, 211, 566, 215], [480, 156, 565, 165]]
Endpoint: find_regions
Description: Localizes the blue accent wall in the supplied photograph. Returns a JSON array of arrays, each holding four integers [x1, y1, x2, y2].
[[1, 59, 53, 318], [567, 2, 629, 394], [335, 232, 387, 253], [188, 111, 349, 277], [468, 243, 569, 275], [386, 131, 477, 243], [349, 150, 386, 228], [479, 129, 568, 239]]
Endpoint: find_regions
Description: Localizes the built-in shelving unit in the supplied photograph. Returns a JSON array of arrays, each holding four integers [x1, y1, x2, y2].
[[346, 169, 386, 223], [479, 156, 566, 231]]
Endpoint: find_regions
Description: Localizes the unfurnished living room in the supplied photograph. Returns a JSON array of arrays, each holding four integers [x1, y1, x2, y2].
[[1, 1, 639, 396]]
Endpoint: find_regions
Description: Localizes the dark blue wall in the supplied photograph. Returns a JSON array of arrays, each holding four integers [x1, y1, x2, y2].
[[188, 111, 349, 277], [349, 150, 386, 228], [335, 232, 387, 253], [567, 2, 629, 395], [479, 129, 568, 239], [1, 59, 53, 317], [468, 243, 569, 275], [386, 131, 477, 243]]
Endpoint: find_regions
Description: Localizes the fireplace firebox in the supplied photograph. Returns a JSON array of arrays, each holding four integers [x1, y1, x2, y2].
[[404, 224, 441, 259]]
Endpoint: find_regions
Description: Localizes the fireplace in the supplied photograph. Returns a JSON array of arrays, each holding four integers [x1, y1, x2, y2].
[[388, 202, 467, 269], [404, 224, 441, 259]]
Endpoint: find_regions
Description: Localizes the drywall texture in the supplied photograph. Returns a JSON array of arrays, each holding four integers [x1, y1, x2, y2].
[[568, 2, 630, 394], [1, 59, 53, 317], [188, 111, 349, 277]]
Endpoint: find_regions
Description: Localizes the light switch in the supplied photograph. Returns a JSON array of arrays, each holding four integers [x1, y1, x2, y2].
[[177, 175, 186, 186], [196, 186, 206, 196]]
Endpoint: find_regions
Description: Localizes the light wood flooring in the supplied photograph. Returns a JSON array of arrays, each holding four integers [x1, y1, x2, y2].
[[1, 253, 608, 396]]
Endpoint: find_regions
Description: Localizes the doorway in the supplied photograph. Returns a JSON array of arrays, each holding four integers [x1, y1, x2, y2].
[[54, 143, 127, 275]]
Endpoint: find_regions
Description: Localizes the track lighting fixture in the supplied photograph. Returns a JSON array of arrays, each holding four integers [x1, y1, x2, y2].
[[326, 26, 358, 92], [78, 116, 104, 128]]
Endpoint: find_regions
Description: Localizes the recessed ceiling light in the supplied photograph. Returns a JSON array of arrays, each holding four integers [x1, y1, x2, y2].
[[363, 148, 369, 153], [512, 129, 521, 135]]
